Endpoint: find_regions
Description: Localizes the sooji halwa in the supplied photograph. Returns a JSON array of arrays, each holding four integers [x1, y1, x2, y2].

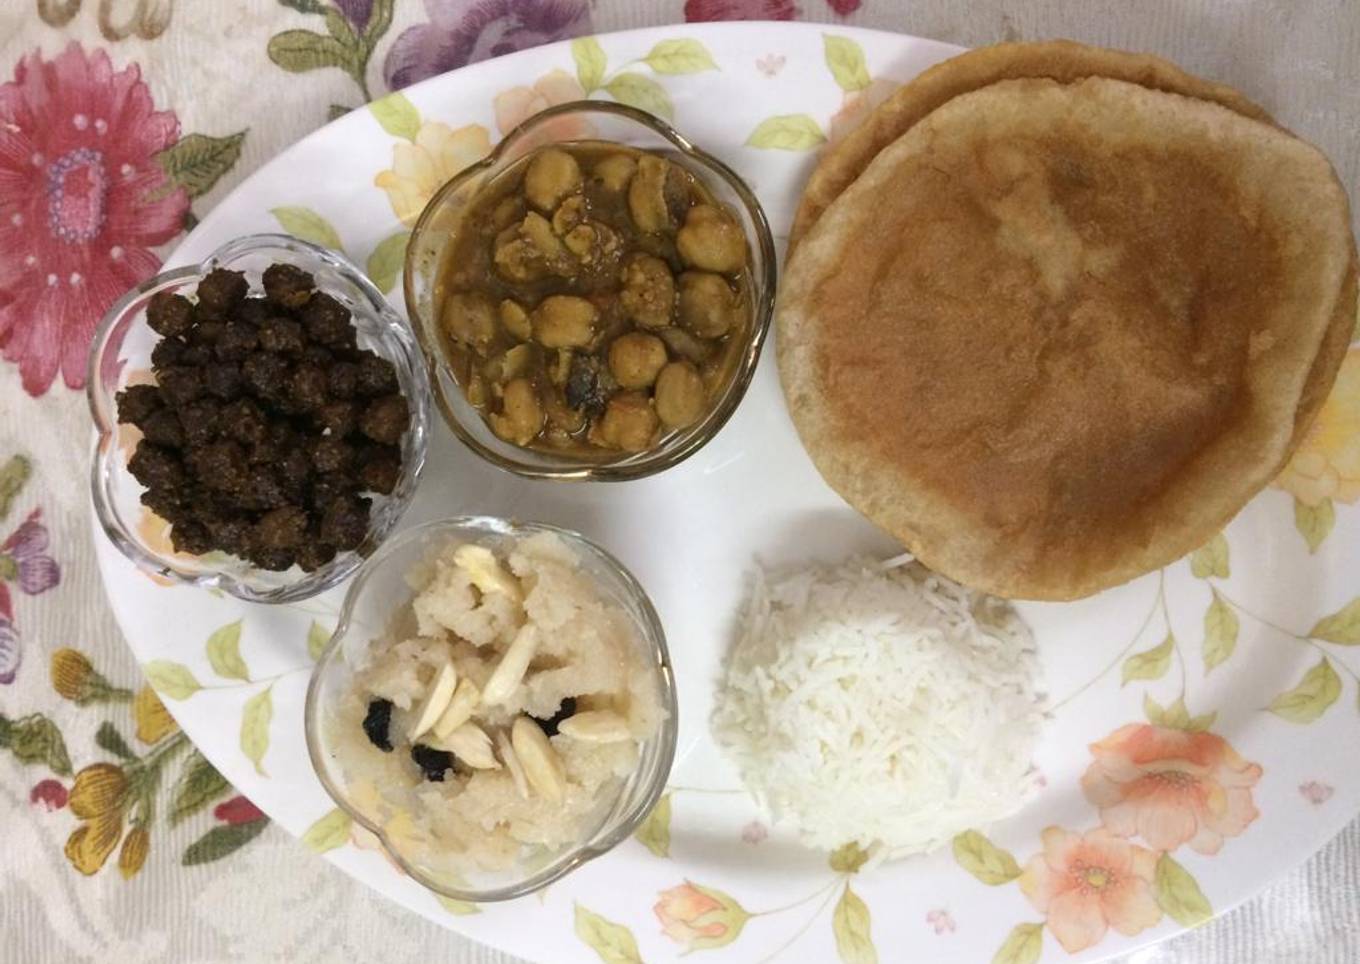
[[435, 142, 753, 455]]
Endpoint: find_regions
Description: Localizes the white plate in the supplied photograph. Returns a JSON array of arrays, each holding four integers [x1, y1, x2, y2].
[[93, 22, 1360, 964]]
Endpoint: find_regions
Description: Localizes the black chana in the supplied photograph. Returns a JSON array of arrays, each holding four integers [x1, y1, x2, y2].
[[262, 263, 315, 309], [534, 696, 577, 737], [146, 292, 194, 337], [362, 698, 395, 752]]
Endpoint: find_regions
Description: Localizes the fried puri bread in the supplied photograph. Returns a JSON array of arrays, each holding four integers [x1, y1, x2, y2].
[[788, 40, 1273, 250], [776, 77, 1357, 600]]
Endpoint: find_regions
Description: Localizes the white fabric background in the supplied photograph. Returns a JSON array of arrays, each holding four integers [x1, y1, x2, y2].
[[1, 1, 1357, 961]]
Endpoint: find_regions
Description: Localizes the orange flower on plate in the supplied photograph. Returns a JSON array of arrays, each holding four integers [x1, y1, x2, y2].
[[827, 78, 898, 144], [65, 762, 130, 875], [654, 881, 750, 952], [1276, 346, 1360, 506], [1082, 723, 1262, 855], [1019, 826, 1162, 953], [133, 684, 178, 744], [374, 120, 493, 227], [493, 69, 594, 150]]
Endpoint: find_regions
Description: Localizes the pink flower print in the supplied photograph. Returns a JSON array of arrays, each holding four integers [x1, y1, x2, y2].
[[740, 820, 767, 844], [30, 778, 69, 811], [0, 43, 187, 395], [926, 908, 955, 934], [756, 54, 786, 77], [1300, 781, 1334, 805]]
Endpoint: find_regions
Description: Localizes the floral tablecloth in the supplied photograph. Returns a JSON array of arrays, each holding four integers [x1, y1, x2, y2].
[[2, 1, 1358, 962]]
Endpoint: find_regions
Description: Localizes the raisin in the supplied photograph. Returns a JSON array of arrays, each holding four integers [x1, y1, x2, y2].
[[146, 292, 194, 337], [410, 743, 455, 781], [362, 698, 395, 752]]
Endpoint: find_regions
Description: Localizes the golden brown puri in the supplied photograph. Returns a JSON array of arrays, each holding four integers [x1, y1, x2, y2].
[[788, 39, 1273, 250], [776, 77, 1357, 601]]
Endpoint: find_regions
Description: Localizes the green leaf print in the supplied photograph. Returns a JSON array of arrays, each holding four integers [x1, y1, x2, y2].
[[634, 792, 671, 857], [746, 114, 826, 150], [0, 713, 72, 776], [302, 807, 352, 853], [205, 620, 249, 681], [182, 818, 269, 866], [95, 722, 135, 761], [267, 30, 356, 75], [369, 92, 421, 141], [240, 685, 274, 776], [829, 841, 870, 874], [1203, 591, 1239, 672], [0, 454, 31, 520], [832, 884, 876, 964], [271, 206, 345, 252], [156, 132, 247, 199], [1294, 496, 1336, 553], [573, 903, 644, 964], [823, 35, 871, 92], [604, 73, 674, 121], [1122, 633, 1174, 684], [307, 620, 333, 661], [365, 231, 411, 295], [643, 39, 718, 75], [1144, 694, 1216, 732], [169, 750, 231, 826], [952, 829, 1021, 885], [1268, 657, 1342, 723], [143, 660, 201, 700], [992, 923, 1043, 964], [437, 895, 481, 915], [1188, 532, 1229, 579], [572, 37, 608, 93], [1154, 853, 1212, 926], [1310, 597, 1360, 644]]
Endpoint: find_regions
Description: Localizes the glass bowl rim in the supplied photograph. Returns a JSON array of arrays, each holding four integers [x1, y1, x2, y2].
[[86, 231, 431, 604], [402, 99, 778, 482], [303, 514, 679, 902]]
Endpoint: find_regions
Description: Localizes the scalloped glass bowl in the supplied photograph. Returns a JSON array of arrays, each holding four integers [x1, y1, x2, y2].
[[87, 233, 431, 604], [404, 100, 777, 481], [304, 516, 678, 902]]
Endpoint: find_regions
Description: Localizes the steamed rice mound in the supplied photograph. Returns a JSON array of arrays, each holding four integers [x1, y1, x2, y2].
[[329, 532, 663, 878]]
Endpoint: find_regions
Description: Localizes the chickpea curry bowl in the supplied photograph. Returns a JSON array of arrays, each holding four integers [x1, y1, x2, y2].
[[405, 102, 776, 480]]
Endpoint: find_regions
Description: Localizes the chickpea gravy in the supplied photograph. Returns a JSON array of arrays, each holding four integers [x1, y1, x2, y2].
[[434, 141, 753, 456]]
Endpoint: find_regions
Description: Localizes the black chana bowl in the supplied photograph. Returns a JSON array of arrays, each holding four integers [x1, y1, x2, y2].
[[88, 233, 430, 604]]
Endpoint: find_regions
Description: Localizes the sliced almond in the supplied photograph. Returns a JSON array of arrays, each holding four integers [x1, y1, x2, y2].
[[432, 678, 481, 739], [495, 729, 530, 800], [482, 624, 540, 707], [557, 710, 631, 744], [407, 661, 458, 740], [511, 715, 566, 804], [438, 722, 499, 769], [453, 544, 523, 604]]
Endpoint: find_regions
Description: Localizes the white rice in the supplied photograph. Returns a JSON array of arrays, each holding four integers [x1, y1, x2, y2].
[[712, 556, 1046, 859]]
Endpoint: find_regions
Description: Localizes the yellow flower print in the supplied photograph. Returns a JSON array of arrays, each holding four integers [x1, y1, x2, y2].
[[133, 685, 178, 744], [65, 763, 130, 876], [1277, 347, 1360, 506], [374, 121, 492, 226], [118, 827, 150, 880]]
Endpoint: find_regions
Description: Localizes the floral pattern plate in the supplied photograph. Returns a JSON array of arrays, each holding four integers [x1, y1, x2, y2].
[[90, 22, 1360, 964]]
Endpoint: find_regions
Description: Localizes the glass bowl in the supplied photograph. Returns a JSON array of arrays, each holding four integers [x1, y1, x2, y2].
[[87, 233, 431, 604], [404, 100, 777, 481], [304, 516, 678, 902]]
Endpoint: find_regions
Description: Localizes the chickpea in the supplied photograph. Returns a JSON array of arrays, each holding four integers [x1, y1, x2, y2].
[[678, 272, 739, 338], [654, 361, 706, 429], [520, 211, 567, 262], [552, 195, 587, 235], [442, 291, 497, 350], [489, 377, 543, 445], [524, 148, 581, 212], [543, 388, 585, 433], [608, 333, 668, 389], [594, 153, 636, 193], [499, 299, 531, 341], [532, 295, 597, 348], [628, 155, 672, 233], [658, 326, 713, 364], [677, 204, 746, 273], [600, 391, 658, 452], [492, 195, 524, 230], [619, 254, 675, 329], [494, 237, 545, 284]]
